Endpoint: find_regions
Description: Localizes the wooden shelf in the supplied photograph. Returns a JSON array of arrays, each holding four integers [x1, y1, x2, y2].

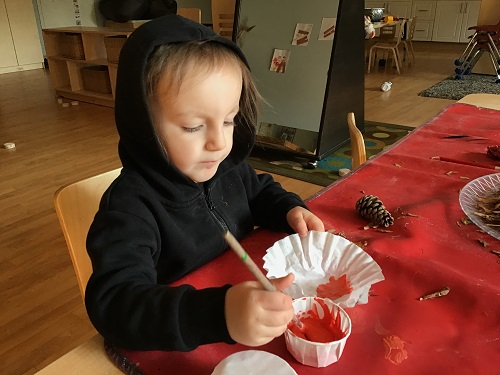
[[42, 27, 131, 107]]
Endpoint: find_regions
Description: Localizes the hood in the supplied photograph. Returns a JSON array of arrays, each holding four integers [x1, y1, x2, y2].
[[114, 15, 255, 196]]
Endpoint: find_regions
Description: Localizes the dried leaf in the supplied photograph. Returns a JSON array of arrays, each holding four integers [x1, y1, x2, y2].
[[377, 229, 393, 233], [356, 240, 369, 248], [430, 156, 439, 159], [405, 213, 419, 217], [456, 221, 462, 227], [418, 287, 450, 301], [478, 239, 489, 248], [461, 217, 471, 225], [490, 250, 500, 257], [460, 176, 470, 180], [446, 171, 458, 175], [394, 163, 401, 168]]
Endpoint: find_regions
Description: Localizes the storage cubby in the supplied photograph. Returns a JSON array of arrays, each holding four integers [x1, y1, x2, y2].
[[42, 27, 132, 107]]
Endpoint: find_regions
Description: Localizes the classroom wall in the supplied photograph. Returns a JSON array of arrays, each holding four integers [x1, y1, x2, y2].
[[36, 0, 102, 28]]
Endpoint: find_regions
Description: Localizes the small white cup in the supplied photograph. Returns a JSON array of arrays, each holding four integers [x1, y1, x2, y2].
[[285, 297, 351, 368]]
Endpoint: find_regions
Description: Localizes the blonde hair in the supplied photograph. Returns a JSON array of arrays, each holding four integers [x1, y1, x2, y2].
[[145, 41, 260, 133]]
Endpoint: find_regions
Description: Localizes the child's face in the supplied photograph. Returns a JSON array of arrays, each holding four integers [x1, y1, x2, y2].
[[150, 62, 242, 183]]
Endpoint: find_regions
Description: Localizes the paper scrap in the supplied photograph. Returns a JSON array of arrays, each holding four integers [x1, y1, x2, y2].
[[319, 18, 336, 40], [292, 23, 313, 46], [270, 49, 290, 73]]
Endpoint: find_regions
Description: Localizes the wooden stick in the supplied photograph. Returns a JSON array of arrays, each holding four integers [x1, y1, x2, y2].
[[223, 231, 276, 291], [437, 156, 500, 170], [223, 231, 303, 327]]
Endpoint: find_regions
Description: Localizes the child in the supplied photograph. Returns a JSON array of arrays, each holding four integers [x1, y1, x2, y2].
[[365, 15, 376, 39], [85, 15, 324, 352]]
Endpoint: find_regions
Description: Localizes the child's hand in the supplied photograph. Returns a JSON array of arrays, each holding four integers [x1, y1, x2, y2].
[[225, 274, 295, 347], [286, 206, 325, 237]]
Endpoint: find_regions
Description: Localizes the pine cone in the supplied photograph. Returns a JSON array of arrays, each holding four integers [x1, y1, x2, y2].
[[355, 195, 394, 227], [487, 145, 500, 161]]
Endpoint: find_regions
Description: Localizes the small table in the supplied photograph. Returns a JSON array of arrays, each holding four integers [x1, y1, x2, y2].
[[371, 20, 402, 29], [36, 94, 500, 374]]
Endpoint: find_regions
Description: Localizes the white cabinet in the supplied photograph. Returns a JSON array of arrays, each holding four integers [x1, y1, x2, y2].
[[432, 1, 481, 42], [366, 1, 413, 19], [411, 1, 436, 41], [0, 0, 44, 74], [0, 0, 18, 69], [459, 1, 481, 42], [386, 1, 413, 18]]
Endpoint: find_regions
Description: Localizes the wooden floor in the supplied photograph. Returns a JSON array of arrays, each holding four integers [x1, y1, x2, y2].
[[0, 41, 466, 375]]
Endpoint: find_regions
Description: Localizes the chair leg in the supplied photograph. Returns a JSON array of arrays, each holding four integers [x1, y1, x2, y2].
[[395, 46, 403, 71], [409, 41, 415, 65], [368, 46, 375, 73], [392, 48, 401, 74]]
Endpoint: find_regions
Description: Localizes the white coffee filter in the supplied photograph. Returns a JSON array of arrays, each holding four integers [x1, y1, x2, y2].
[[211, 350, 297, 375], [263, 231, 384, 308]]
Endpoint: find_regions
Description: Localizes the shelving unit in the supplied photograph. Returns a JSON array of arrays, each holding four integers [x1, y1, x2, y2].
[[42, 27, 132, 107]]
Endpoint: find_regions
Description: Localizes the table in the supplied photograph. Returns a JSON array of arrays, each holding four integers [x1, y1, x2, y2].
[[36, 97, 500, 374], [372, 20, 403, 30]]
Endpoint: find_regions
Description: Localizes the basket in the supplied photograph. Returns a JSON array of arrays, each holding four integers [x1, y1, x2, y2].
[[104, 35, 127, 63], [59, 33, 85, 60], [81, 65, 112, 95]]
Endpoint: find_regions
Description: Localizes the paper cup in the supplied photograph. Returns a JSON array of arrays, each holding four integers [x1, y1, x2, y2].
[[285, 297, 351, 368], [263, 231, 384, 308]]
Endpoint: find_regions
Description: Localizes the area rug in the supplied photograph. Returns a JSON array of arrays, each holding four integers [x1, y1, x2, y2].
[[418, 73, 500, 100], [249, 122, 413, 186]]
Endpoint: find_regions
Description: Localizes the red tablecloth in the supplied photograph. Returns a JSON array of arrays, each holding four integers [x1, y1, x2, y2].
[[109, 104, 500, 375]]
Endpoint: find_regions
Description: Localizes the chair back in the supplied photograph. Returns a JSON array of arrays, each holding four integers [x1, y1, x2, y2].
[[54, 168, 121, 300], [405, 17, 417, 41], [211, 0, 236, 38], [347, 112, 366, 169], [378, 20, 406, 44], [177, 7, 202, 23]]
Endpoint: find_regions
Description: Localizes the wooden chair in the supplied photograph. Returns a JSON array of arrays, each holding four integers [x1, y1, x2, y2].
[[211, 0, 236, 39], [367, 20, 406, 74], [347, 112, 366, 169], [177, 7, 202, 23], [54, 168, 121, 300], [402, 17, 417, 66]]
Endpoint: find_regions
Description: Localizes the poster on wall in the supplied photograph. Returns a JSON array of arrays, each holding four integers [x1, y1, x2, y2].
[[270, 49, 290, 73], [291, 23, 313, 46], [319, 18, 336, 40]]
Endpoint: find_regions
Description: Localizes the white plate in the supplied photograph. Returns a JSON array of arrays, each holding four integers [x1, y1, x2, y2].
[[459, 173, 500, 240]]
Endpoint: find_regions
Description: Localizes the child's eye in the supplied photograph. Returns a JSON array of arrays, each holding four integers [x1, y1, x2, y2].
[[224, 120, 235, 126], [183, 126, 202, 133]]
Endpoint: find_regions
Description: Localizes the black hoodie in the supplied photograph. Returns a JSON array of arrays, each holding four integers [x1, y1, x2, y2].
[[85, 15, 306, 351]]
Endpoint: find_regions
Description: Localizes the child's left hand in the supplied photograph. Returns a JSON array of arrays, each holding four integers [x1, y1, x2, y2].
[[286, 206, 324, 237]]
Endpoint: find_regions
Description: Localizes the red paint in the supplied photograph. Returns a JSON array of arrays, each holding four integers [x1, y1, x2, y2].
[[383, 335, 408, 365], [316, 274, 353, 300], [288, 298, 347, 343]]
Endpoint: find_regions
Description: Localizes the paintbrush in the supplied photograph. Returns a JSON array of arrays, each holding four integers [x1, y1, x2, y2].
[[223, 230, 302, 328]]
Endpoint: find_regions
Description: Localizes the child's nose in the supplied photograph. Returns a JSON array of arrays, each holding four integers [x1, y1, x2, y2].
[[206, 126, 226, 151]]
